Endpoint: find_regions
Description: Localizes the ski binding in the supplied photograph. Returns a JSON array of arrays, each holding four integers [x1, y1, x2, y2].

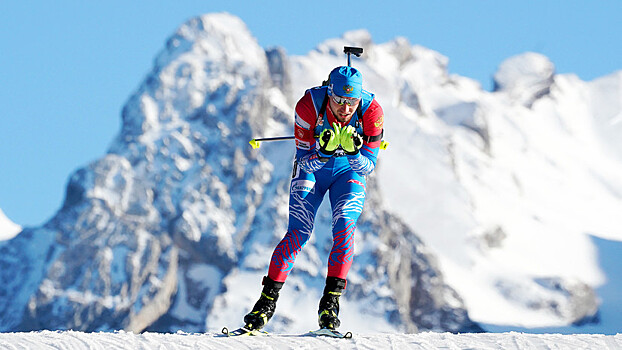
[[221, 326, 269, 337]]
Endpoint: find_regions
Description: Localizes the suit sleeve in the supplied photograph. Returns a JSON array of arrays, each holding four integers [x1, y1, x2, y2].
[[294, 92, 327, 173]]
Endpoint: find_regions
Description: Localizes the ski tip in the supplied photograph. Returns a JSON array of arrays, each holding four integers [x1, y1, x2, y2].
[[307, 328, 352, 339], [221, 327, 229, 336], [249, 139, 261, 149]]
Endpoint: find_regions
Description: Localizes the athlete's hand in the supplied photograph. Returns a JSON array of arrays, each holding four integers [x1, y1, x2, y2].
[[318, 123, 342, 157], [340, 125, 363, 155]]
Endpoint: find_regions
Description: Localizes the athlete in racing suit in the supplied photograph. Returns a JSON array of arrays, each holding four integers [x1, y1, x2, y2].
[[244, 66, 384, 331]]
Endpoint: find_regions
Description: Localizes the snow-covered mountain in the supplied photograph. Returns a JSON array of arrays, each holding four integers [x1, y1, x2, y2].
[[0, 209, 21, 241], [1, 13, 621, 335]]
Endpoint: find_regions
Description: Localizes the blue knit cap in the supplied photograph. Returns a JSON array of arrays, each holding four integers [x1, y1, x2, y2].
[[328, 66, 363, 99]]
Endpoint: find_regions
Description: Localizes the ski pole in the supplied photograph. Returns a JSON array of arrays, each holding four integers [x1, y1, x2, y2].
[[248, 136, 295, 149], [249, 136, 389, 150]]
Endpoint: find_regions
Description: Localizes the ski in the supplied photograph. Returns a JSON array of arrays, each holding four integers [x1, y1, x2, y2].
[[305, 328, 353, 339], [221, 326, 269, 337], [220, 326, 351, 339]]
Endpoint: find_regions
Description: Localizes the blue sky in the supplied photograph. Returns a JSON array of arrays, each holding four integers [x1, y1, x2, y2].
[[1, 1, 620, 227]]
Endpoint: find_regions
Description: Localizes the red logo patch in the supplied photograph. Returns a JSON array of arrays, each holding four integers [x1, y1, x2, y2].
[[347, 179, 365, 190]]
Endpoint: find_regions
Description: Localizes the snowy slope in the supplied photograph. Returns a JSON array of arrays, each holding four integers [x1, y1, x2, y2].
[[0, 331, 620, 350], [0, 209, 21, 241], [0, 13, 621, 335]]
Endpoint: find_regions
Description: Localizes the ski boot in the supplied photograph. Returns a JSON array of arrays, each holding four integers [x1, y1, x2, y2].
[[318, 276, 346, 330], [243, 276, 284, 330]]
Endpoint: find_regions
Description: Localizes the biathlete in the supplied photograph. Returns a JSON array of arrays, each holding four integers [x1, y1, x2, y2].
[[243, 65, 384, 331]]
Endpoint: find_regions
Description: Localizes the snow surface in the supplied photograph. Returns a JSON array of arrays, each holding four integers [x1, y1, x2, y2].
[[0, 331, 620, 350], [0, 209, 21, 241]]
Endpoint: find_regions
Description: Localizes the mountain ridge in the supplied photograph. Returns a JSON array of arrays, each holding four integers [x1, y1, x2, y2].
[[1, 12, 621, 334]]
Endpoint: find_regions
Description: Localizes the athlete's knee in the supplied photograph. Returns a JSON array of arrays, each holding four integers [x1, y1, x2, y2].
[[281, 229, 311, 251]]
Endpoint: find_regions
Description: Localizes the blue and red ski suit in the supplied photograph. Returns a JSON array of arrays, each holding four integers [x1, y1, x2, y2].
[[267, 86, 384, 282]]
